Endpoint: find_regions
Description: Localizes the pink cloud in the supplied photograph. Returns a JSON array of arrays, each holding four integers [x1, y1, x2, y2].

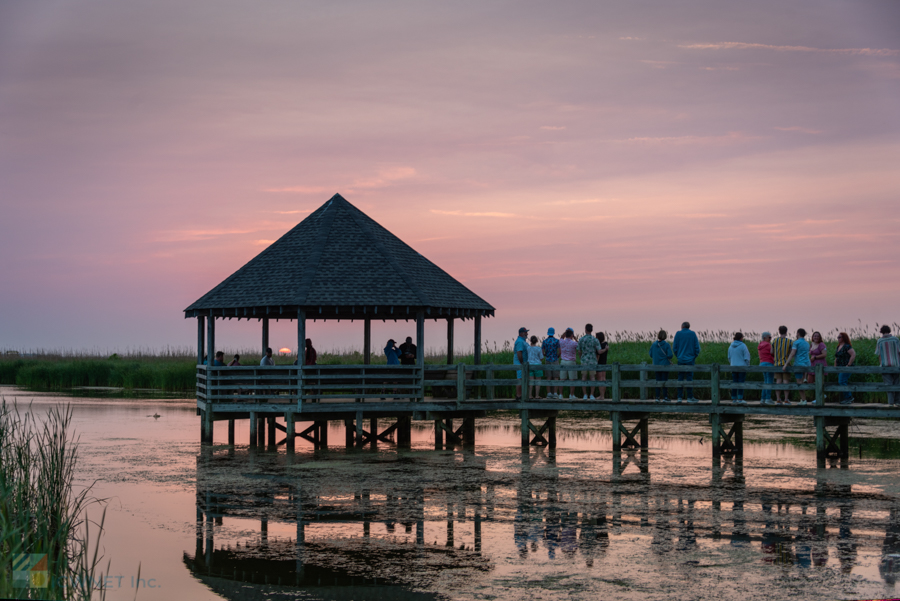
[[680, 41, 900, 57]]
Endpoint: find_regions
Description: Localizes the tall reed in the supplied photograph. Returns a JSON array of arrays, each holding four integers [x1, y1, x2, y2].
[[0, 401, 108, 600]]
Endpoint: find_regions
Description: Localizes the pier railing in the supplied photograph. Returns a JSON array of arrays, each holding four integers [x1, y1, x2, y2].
[[197, 363, 900, 409]]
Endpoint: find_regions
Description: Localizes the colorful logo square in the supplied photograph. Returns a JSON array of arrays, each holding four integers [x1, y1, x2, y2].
[[13, 554, 48, 588]]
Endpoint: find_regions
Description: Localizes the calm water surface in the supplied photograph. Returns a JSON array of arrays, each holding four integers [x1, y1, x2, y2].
[[5, 386, 900, 601]]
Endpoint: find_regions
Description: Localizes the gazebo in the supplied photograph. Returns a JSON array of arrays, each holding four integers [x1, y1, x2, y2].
[[185, 193, 495, 368]]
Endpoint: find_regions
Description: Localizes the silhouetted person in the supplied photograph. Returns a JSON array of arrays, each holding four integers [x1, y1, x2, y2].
[[399, 337, 417, 365], [260, 347, 274, 366]]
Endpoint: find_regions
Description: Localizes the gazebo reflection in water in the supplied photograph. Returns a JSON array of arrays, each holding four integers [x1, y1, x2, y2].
[[185, 443, 900, 596]]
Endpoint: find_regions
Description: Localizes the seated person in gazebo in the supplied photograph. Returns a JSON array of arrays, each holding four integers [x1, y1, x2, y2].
[[213, 351, 226, 366], [228, 354, 241, 366], [260, 347, 274, 366]]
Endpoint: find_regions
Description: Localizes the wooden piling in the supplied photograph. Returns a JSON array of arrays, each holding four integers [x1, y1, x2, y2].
[[815, 416, 825, 462], [520, 409, 530, 448], [611, 411, 621, 452], [547, 415, 557, 449], [285, 412, 295, 451], [227, 419, 235, 446], [249, 411, 258, 447], [344, 418, 354, 448], [710, 413, 721, 458]]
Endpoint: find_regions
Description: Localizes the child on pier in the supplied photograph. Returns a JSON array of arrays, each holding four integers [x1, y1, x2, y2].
[[528, 335, 544, 399]]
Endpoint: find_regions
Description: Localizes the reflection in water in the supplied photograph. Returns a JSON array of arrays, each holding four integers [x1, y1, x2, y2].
[[186, 442, 900, 599]]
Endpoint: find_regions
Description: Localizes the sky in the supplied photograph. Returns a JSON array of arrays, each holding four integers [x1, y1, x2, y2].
[[1, 0, 899, 355]]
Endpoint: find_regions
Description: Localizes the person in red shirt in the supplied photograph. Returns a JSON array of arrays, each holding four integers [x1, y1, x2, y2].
[[758, 332, 775, 405]]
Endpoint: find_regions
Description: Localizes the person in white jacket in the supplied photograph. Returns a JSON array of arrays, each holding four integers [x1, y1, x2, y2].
[[727, 332, 751, 404]]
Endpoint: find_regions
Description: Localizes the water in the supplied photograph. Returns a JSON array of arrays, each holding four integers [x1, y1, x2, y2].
[[4, 385, 900, 600]]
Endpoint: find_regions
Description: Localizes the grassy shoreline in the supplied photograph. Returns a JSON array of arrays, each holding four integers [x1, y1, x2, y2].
[[0, 338, 888, 401], [0, 402, 108, 600]]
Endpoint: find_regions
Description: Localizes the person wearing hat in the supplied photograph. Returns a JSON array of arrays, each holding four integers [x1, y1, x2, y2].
[[514, 327, 530, 401], [384, 339, 400, 365], [542, 327, 561, 399]]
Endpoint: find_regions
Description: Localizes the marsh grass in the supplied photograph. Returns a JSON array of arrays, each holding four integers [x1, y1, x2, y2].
[[0, 401, 108, 600]]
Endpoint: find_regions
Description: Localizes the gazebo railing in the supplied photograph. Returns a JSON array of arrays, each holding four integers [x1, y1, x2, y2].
[[198, 364, 425, 405]]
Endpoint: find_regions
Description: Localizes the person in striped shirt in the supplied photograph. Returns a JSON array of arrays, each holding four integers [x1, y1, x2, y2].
[[876, 325, 900, 407], [771, 325, 793, 404]]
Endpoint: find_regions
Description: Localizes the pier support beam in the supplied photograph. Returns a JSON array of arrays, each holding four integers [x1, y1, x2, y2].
[[201, 409, 214, 444], [520, 410, 557, 447], [285, 412, 295, 451], [817, 416, 850, 464], [611, 412, 648, 452], [262, 317, 269, 356], [267, 417, 277, 447], [249, 411, 258, 447], [711, 413, 743, 457], [397, 416, 412, 448], [227, 419, 235, 446]]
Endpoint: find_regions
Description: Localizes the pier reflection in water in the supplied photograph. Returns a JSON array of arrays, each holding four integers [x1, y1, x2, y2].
[[185, 429, 900, 599]]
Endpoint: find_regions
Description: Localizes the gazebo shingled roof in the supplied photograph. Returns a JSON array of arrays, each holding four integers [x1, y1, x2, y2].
[[184, 194, 494, 321]]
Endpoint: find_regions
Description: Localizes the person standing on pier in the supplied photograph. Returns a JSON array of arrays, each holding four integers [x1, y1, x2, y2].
[[876, 325, 900, 407], [384, 339, 400, 365], [673, 322, 701, 403], [559, 328, 578, 400], [595, 332, 609, 400], [260, 347, 274, 366], [728, 332, 751, 404], [834, 332, 856, 405], [772, 326, 792, 404], [578, 324, 601, 400], [649, 330, 673, 403], [808, 332, 828, 401], [527, 335, 544, 399], [399, 337, 417, 366], [782, 329, 810, 405], [514, 327, 529, 401], [542, 327, 561, 399], [758, 333, 775, 405]]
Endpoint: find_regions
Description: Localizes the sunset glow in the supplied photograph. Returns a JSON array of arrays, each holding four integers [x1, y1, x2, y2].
[[1, 1, 898, 352]]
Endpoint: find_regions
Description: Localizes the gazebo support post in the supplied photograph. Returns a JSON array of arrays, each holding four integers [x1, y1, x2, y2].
[[416, 311, 425, 400], [447, 318, 454, 364], [297, 310, 306, 412], [196, 316, 205, 365], [474, 315, 482, 366], [262, 317, 270, 356], [207, 311, 215, 403], [364, 319, 371, 365]]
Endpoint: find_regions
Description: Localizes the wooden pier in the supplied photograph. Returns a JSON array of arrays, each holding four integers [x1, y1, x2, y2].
[[197, 362, 900, 465]]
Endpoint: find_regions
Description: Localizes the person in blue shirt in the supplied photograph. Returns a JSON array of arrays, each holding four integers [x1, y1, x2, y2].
[[649, 330, 673, 402], [514, 327, 530, 401], [673, 322, 701, 403], [782, 328, 811, 405], [212, 351, 226, 366], [384, 339, 400, 365]]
